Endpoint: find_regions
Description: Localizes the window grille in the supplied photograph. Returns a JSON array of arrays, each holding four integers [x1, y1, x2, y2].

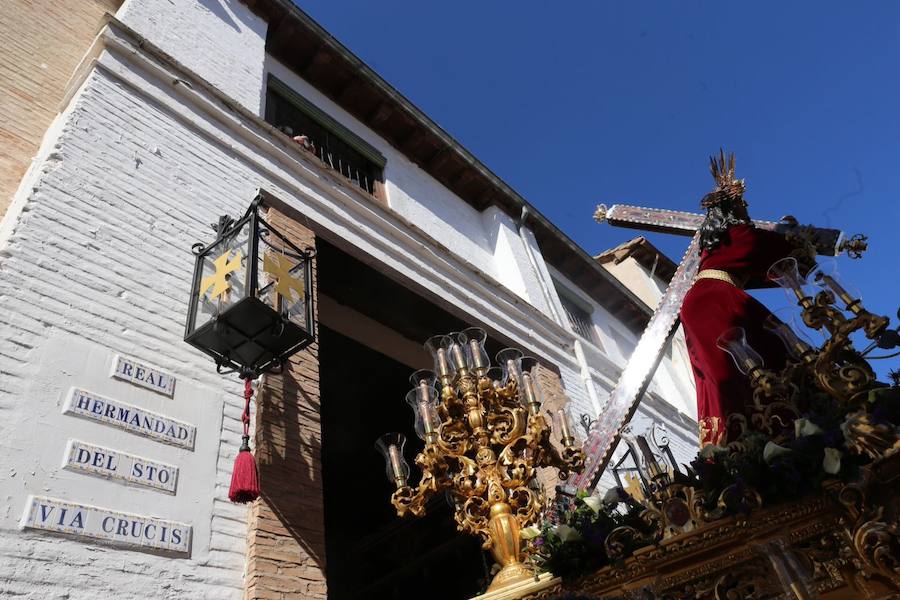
[[558, 293, 598, 345], [264, 75, 386, 196]]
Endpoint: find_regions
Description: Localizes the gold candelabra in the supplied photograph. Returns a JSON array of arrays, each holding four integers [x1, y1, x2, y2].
[[376, 327, 584, 593]]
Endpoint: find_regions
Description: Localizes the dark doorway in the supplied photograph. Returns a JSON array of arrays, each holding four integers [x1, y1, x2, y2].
[[316, 238, 494, 599], [319, 325, 485, 599]]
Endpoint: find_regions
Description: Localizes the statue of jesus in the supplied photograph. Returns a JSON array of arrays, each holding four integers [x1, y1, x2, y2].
[[680, 151, 810, 447]]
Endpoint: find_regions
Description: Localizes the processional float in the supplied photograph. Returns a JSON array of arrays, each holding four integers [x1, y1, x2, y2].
[[566, 203, 868, 494], [376, 155, 898, 599], [525, 164, 898, 597]]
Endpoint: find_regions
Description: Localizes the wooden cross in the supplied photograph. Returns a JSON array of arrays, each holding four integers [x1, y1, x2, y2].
[[563, 203, 866, 494]]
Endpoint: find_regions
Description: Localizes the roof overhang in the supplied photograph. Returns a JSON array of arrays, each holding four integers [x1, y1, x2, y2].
[[242, 0, 653, 332]]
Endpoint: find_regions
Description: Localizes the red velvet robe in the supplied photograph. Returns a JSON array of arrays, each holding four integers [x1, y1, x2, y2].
[[680, 224, 794, 447]]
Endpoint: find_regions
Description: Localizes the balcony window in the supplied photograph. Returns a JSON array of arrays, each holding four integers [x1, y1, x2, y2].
[[265, 75, 386, 196], [557, 290, 599, 346]]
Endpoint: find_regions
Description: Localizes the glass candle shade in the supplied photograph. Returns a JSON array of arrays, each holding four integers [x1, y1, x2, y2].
[[773, 306, 829, 347], [767, 257, 810, 306], [425, 335, 456, 382], [375, 433, 410, 487], [717, 327, 764, 376], [409, 369, 438, 393], [554, 408, 575, 446], [809, 260, 862, 313], [405, 388, 440, 443], [764, 315, 815, 361], [458, 327, 490, 375], [496, 348, 524, 387]]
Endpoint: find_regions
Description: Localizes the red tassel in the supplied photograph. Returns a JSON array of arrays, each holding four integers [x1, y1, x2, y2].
[[228, 435, 260, 504]]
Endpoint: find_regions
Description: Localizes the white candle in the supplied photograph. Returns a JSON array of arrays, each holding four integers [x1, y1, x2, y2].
[[436, 348, 451, 377], [522, 372, 538, 408], [450, 343, 467, 370], [417, 379, 431, 404], [388, 444, 405, 485], [556, 409, 573, 443], [469, 339, 486, 370]]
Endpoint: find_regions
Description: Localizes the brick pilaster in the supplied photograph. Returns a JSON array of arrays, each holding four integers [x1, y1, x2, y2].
[[245, 207, 326, 600], [533, 364, 573, 495]]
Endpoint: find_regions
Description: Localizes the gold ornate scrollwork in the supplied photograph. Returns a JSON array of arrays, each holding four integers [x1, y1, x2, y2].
[[852, 509, 900, 584], [605, 525, 644, 561], [842, 410, 900, 461]]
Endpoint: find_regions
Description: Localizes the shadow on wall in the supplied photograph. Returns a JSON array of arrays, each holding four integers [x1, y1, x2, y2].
[[256, 356, 326, 570], [201, 0, 244, 33]]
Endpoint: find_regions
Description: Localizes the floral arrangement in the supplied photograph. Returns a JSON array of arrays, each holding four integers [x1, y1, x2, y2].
[[526, 381, 900, 580], [522, 489, 650, 579]]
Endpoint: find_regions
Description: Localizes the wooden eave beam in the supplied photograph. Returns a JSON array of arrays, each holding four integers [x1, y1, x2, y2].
[[366, 101, 393, 126], [399, 128, 427, 153], [337, 80, 365, 105], [302, 46, 334, 77], [452, 168, 476, 187], [426, 147, 452, 171]]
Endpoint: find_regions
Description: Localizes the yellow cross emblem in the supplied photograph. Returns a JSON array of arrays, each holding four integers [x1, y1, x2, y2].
[[199, 250, 242, 299], [623, 472, 645, 502], [264, 252, 305, 303]]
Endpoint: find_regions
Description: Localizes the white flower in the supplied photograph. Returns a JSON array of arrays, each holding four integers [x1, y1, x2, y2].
[[555, 524, 582, 543], [520, 525, 541, 540], [763, 441, 792, 463], [823, 448, 842, 474], [582, 495, 602, 513], [794, 418, 823, 438]]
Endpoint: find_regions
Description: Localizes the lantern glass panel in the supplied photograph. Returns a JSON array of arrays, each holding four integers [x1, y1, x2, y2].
[[189, 220, 251, 339], [254, 220, 311, 334]]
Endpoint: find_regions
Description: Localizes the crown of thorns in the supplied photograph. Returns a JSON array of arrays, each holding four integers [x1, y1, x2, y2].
[[701, 149, 746, 208]]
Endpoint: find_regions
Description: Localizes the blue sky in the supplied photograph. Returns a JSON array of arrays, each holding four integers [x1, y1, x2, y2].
[[301, 2, 900, 376]]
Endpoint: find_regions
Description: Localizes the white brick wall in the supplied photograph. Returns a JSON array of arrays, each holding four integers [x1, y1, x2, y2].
[[0, 68, 251, 599], [0, 23, 592, 596], [117, 0, 268, 114], [0, 7, 701, 595]]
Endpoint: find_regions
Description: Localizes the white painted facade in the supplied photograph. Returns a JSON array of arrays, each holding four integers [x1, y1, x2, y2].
[[0, 1, 698, 597]]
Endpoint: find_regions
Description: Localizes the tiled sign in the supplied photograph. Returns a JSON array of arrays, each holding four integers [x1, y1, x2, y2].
[[63, 387, 196, 450], [110, 355, 176, 397], [21, 496, 191, 554], [63, 439, 179, 494]]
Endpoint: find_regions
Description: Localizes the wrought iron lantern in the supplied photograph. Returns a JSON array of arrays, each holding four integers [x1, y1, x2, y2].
[[184, 192, 315, 377], [612, 422, 679, 500]]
